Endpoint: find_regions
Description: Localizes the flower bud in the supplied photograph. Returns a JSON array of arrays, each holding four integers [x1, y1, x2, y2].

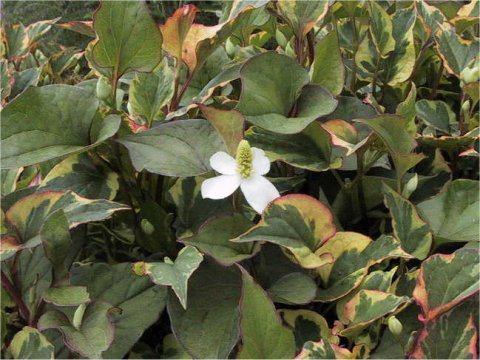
[[460, 64, 480, 84], [140, 218, 155, 235], [388, 316, 403, 336], [96, 77, 112, 101]]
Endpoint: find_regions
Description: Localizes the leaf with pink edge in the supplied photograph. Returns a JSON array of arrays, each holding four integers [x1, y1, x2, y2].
[[233, 194, 336, 269], [413, 247, 479, 321]]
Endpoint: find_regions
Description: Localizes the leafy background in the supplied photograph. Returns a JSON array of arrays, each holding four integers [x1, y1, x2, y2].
[[0, 0, 479, 359]]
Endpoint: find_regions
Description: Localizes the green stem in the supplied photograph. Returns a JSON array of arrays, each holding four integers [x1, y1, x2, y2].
[[331, 169, 346, 190], [430, 60, 444, 100], [349, 13, 359, 94], [355, 151, 367, 216]]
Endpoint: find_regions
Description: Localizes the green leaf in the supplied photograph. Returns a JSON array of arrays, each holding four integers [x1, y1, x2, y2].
[[39, 153, 119, 200], [413, 247, 479, 321], [237, 52, 337, 134], [167, 176, 233, 238], [43, 286, 90, 307], [8, 326, 54, 359], [296, 339, 354, 359], [14, 246, 52, 318], [417, 179, 479, 243], [280, 309, 339, 350], [316, 234, 413, 302], [356, 115, 424, 180], [182, 214, 259, 266], [339, 290, 410, 337], [247, 123, 342, 172], [396, 83, 417, 135], [267, 272, 317, 305], [336, 268, 398, 324], [383, 185, 432, 259], [71, 263, 168, 359], [238, 267, 296, 359], [167, 260, 242, 359], [135, 246, 203, 309], [277, 0, 328, 38], [118, 119, 226, 176], [381, 7, 416, 86], [135, 198, 174, 253], [10, 68, 41, 99], [4, 24, 28, 60], [38, 302, 114, 359], [161, 333, 192, 359], [233, 194, 336, 269], [435, 25, 480, 77], [40, 210, 71, 278], [310, 31, 344, 96], [1, 85, 121, 168], [91, 1, 163, 77], [1, 59, 12, 101], [372, 301, 422, 359], [325, 96, 377, 125], [416, 1, 446, 36], [369, 2, 395, 57], [357, 115, 416, 155], [5, 191, 128, 246], [410, 299, 478, 359], [417, 135, 477, 152], [129, 59, 174, 123], [199, 105, 244, 156], [416, 100, 456, 134]]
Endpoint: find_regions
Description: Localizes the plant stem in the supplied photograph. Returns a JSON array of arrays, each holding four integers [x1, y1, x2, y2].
[[170, 58, 183, 112], [349, 13, 359, 94], [175, 70, 195, 108], [356, 152, 367, 216], [1, 271, 31, 324], [306, 29, 315, 65], [459, 92, 467, 135], [430, 60, 443, 100], [331, 169, 346, 190]]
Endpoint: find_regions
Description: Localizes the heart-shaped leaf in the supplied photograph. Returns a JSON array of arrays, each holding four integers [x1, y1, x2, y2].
[[413, 247, 479, 321], [1, 85, 120, 168], [118, 119, 226, 176], [38, 302, 115, 359], [71, 263, 168, 359], [233, 194, 336, 269], [7, 326, 54, 359], [91, 1, 162, 77], [167, 260, 242, 359], [417, 179, 479, 244], [134, 246, 203, 309], [237, 52, 337, 134], [182, 214, 259, 266]]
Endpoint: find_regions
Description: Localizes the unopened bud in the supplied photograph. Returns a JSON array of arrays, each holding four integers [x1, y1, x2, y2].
[[388, 316, 403, 336], [96, 77, 112, 101]]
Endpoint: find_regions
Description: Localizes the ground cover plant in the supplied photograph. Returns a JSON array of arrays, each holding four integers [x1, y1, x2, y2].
[[0, 0, 479, 358]]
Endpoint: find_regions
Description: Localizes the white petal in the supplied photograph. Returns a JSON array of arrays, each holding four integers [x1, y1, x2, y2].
[[210, 151, 237, 175], [240, 175, 280, 214], [251, 147, 271, 176], [201, 174, 241, 199]]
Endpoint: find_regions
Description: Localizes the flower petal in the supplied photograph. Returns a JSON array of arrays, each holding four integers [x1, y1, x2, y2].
[[252, 147, 271, 176], [201, 174, 241, 199], [240, 175, 280, 214], [210, 151, 237, 175]]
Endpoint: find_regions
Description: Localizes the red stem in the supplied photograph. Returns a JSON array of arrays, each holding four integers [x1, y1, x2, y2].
[[1, 271, 31, 324]]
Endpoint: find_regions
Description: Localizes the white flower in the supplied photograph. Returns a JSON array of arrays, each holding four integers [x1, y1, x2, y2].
[[201, 140, 280, 214]]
